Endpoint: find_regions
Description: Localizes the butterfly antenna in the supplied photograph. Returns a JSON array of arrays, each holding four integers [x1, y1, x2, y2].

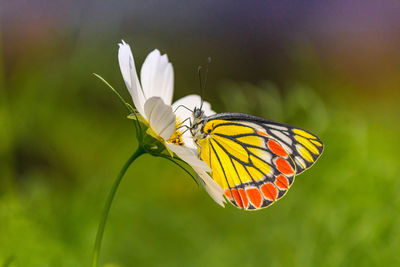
[[198, 65, 204, 110], [198, 57, 212, 110]]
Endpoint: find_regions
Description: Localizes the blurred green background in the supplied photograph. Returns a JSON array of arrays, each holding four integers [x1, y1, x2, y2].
[[1, 1, 400, 266]]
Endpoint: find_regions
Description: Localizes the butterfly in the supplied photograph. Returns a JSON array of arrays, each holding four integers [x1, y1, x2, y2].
[[189, 107, 324, 210]]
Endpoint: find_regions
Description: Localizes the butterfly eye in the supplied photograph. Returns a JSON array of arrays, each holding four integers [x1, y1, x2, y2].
[[207, 129, 212, 133]]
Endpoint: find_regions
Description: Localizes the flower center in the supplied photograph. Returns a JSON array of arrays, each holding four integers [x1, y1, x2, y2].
[[168, 119, 185, 146]]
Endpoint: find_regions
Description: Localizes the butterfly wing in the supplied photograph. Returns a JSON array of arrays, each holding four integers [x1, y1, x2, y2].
[[197, 113, 323, 210], [211, 113, 324, 175]]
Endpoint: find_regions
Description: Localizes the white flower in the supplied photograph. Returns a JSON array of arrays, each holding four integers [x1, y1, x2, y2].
[[118, 40, 226, 207]]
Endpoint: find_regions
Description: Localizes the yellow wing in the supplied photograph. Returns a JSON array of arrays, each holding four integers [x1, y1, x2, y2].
[[197, 118, 323, 210]]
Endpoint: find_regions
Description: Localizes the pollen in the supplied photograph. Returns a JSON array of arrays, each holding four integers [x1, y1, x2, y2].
[[168, 119, 185, 146]]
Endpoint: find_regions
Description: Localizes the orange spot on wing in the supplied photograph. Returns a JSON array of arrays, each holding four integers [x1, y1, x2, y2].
[[231, 189, 243, 208], [246, 188, 262, 208], [261, 183, 278, 201], [239, 188, 249, 209], [224, 189, 233, 200], [275, 158, 294, 175], [257, 130, 270, 137], [275, 175, 289, 189], [267, 139, 288, 157]]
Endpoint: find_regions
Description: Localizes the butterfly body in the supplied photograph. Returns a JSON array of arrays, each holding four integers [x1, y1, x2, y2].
[[189, 110, 324, 210]]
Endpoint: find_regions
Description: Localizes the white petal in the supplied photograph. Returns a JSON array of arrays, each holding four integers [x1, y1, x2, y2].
[[172, 94, 215, 123], [166, 143, 210, 171], [181, 135, 197, 150], [172, 94, 216, 148], [167, 136, 225, 207], [193, 167, 226, 207], [140, 49, 174, 105], [118, 41, 146, 117], [144, 97, 176, 140]]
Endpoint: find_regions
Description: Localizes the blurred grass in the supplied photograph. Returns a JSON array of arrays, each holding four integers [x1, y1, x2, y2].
[[1, 36, 400, 267]]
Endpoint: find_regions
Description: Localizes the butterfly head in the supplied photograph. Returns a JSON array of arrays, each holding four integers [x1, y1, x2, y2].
[[193, 106, 205, 120], [190, 107, 208, 143]]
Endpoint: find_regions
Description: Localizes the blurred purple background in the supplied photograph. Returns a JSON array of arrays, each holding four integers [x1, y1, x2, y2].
[[2, 0, 400, 94]]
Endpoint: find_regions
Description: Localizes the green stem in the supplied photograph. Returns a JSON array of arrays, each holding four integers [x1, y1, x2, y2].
[[92, 146, 145, 267]]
